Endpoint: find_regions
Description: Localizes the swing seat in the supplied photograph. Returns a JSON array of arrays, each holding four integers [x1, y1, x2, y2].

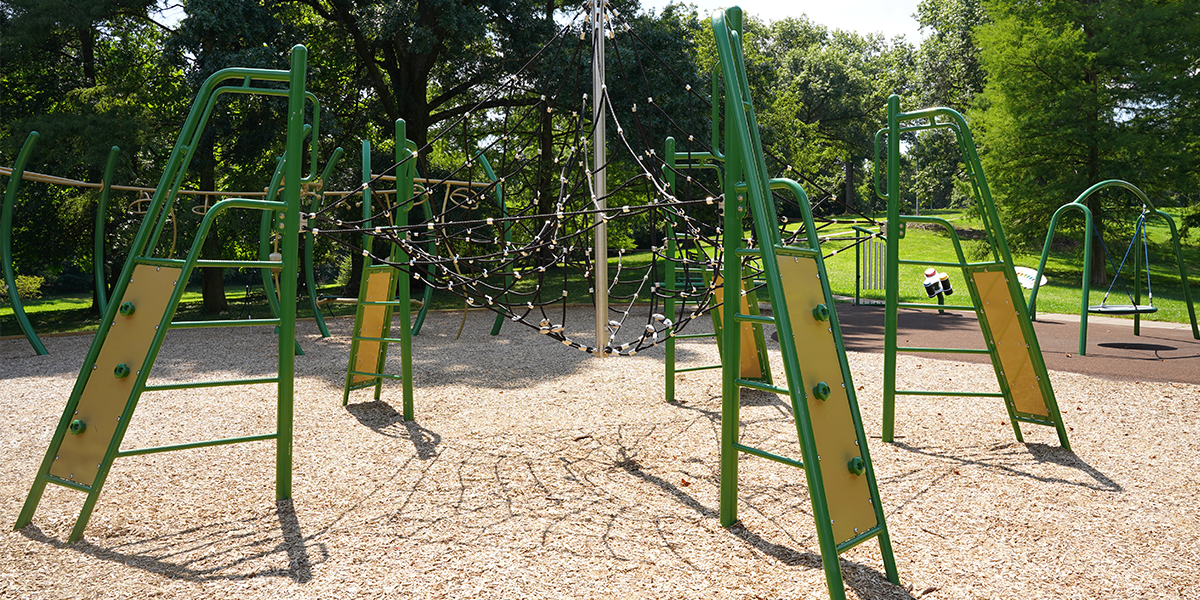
[[1088, 304, 1157, 315]]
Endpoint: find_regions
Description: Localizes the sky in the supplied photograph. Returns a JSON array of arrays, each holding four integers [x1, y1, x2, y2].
[[156, 1, 925, 43], [640, 0, 926, 42]]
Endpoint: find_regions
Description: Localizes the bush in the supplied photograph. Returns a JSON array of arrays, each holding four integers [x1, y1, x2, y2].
[[0, 274, 44, 301]]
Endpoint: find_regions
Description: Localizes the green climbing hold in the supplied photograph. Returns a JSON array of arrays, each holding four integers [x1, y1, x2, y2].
[[811, 381, 831, 401], [812, 303, 830, 321], [68, 419, 86, 435], [113, 363, 131, 379], [847, 456, 865, 476], [119, 301, 136, 316]]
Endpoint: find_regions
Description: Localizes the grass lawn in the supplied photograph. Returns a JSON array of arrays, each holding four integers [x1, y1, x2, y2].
[[4, 207, 1196, 339], [817, 207, 1199, 326]]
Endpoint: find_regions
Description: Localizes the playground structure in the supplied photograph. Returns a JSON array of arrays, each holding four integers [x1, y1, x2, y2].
[[1026, 179, 1198, 355], [15, 47, 312, 542], [13, 5, 901, 598], [874, 98, 1071, 450]]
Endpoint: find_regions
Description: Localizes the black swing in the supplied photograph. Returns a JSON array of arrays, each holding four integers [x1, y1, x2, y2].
[[1088, 210, 1157, 315]]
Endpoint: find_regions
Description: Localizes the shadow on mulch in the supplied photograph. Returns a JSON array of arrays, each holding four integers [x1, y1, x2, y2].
[[16, 499, 324, 583], [344, 400, 441, 460], [889, 441, 1122, 493]]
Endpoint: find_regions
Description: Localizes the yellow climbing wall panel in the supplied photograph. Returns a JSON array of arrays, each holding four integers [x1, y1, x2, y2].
[[49, 265, 181, 486], [351, 268, 395, 384], [779, 254, 876, 545], [972, 269, 1050, 417]]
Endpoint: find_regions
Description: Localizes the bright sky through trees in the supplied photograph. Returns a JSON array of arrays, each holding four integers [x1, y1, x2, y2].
[[641, 0, 925, 41]]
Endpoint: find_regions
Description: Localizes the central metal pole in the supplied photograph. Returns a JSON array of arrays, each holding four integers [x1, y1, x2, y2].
[[592, 0, 608, 355]]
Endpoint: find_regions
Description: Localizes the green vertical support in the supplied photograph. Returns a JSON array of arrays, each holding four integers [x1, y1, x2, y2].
[[2, 131, 49, 355], [95, 146, 120, 315], [881, 97, 900, 443], [395, 120, 415, 421], [276, 45, 307, 500], [663, 136, 679, 402]]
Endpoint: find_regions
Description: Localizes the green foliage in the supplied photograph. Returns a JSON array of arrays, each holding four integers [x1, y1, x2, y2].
[[0, 273, 44, 300], [974, 0, 1200, 264]]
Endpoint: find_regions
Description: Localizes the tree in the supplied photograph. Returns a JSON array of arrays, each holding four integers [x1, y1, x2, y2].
[[0, 0, 186, 312], [974, 0, 1200, 285], [911, 0, 988, 210], [754, 17, 914, 215]]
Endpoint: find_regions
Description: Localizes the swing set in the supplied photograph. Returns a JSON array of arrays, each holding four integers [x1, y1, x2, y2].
[[1027, 179, 1199, 355]]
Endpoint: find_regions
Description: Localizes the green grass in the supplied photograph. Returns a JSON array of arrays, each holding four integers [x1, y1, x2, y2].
[[1, 283, 359, 339], [818, 208, 1199, 325], [4, 208, 1196, 339]]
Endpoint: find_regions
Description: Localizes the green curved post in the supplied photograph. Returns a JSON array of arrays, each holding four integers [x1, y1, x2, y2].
[[2, 131, 48, 355], [94, 146, 120, 315], [408, 140, 436, 336], [305, 146, 344, 337], [1032, 179, 1199, 355], [477, 152, 509, 336], [1029, 203, 1094, 355], [662, 136, 678, 402]]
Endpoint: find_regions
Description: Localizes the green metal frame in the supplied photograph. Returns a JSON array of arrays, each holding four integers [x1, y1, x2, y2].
[[94, 146, 120, 315], [1027, 179, 1198, 355], [2, 131, 49, 355], [341, 120, 415, 420], [876, 96, 1070, 450], [660, 136, 772, 402], [712, 9, 899, 599], [15, 46, 311, 542]]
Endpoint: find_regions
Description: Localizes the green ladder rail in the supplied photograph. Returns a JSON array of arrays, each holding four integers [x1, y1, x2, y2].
[[874, 97, 1070, 450], [342, 121, 415, 420], [661, 136, 772, 402], [1, 131, 49, 355], [14, 46, 311, 542], [1027, 179, 1198, 355], [712, 9, 899, 600]]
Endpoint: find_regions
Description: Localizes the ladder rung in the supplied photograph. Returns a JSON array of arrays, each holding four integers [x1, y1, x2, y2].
[[676, 364, 721, 373], [734, 313, 774, 325], [116, 432, 278, 457], [194, 259, 282, 269], [897, 346, 991, 355], [170, 318, 282, 329], [673, 333, 715, 340], [895, 390, 1005, 398], [896, 302, 976, 311], [42, 474, 92, 492], [144, 377, 279, 392], [348, 370, 404, 380], [735, 248, 761, 256], [733, 443, 804, 469], [135, 257, 186, 267], [736, 378, 789, 395], [1014, 415, 1055, 426], [353, 335, 404, 343], [837, 525, 886, 553], [897, 259, 1000, 268], [359, 300, 405, 306]]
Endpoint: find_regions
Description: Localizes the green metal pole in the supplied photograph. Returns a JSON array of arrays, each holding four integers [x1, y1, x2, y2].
[[718, 7, 743, 529], [478, 152, 509, 337], [276, 44, 307, 501], [95, 146, 120, 315], [663, 136, 678, 402], [306, 146, 344, 338], [1, 131, 48, 355], [395, 120, 415, 421], [882, 95, 901, 442]]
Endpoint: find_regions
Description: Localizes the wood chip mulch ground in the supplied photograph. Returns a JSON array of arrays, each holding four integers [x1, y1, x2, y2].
[[2, 307, 1198, 599]]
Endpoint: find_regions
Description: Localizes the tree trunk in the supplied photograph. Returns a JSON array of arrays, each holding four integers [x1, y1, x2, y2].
[[844, 155, 855, 215], [198, 138, 228, 313]]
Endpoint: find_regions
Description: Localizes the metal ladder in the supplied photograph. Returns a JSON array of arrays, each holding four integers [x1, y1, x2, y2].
[[14, 46, 311, 542], [712, 9, 899, 599]]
